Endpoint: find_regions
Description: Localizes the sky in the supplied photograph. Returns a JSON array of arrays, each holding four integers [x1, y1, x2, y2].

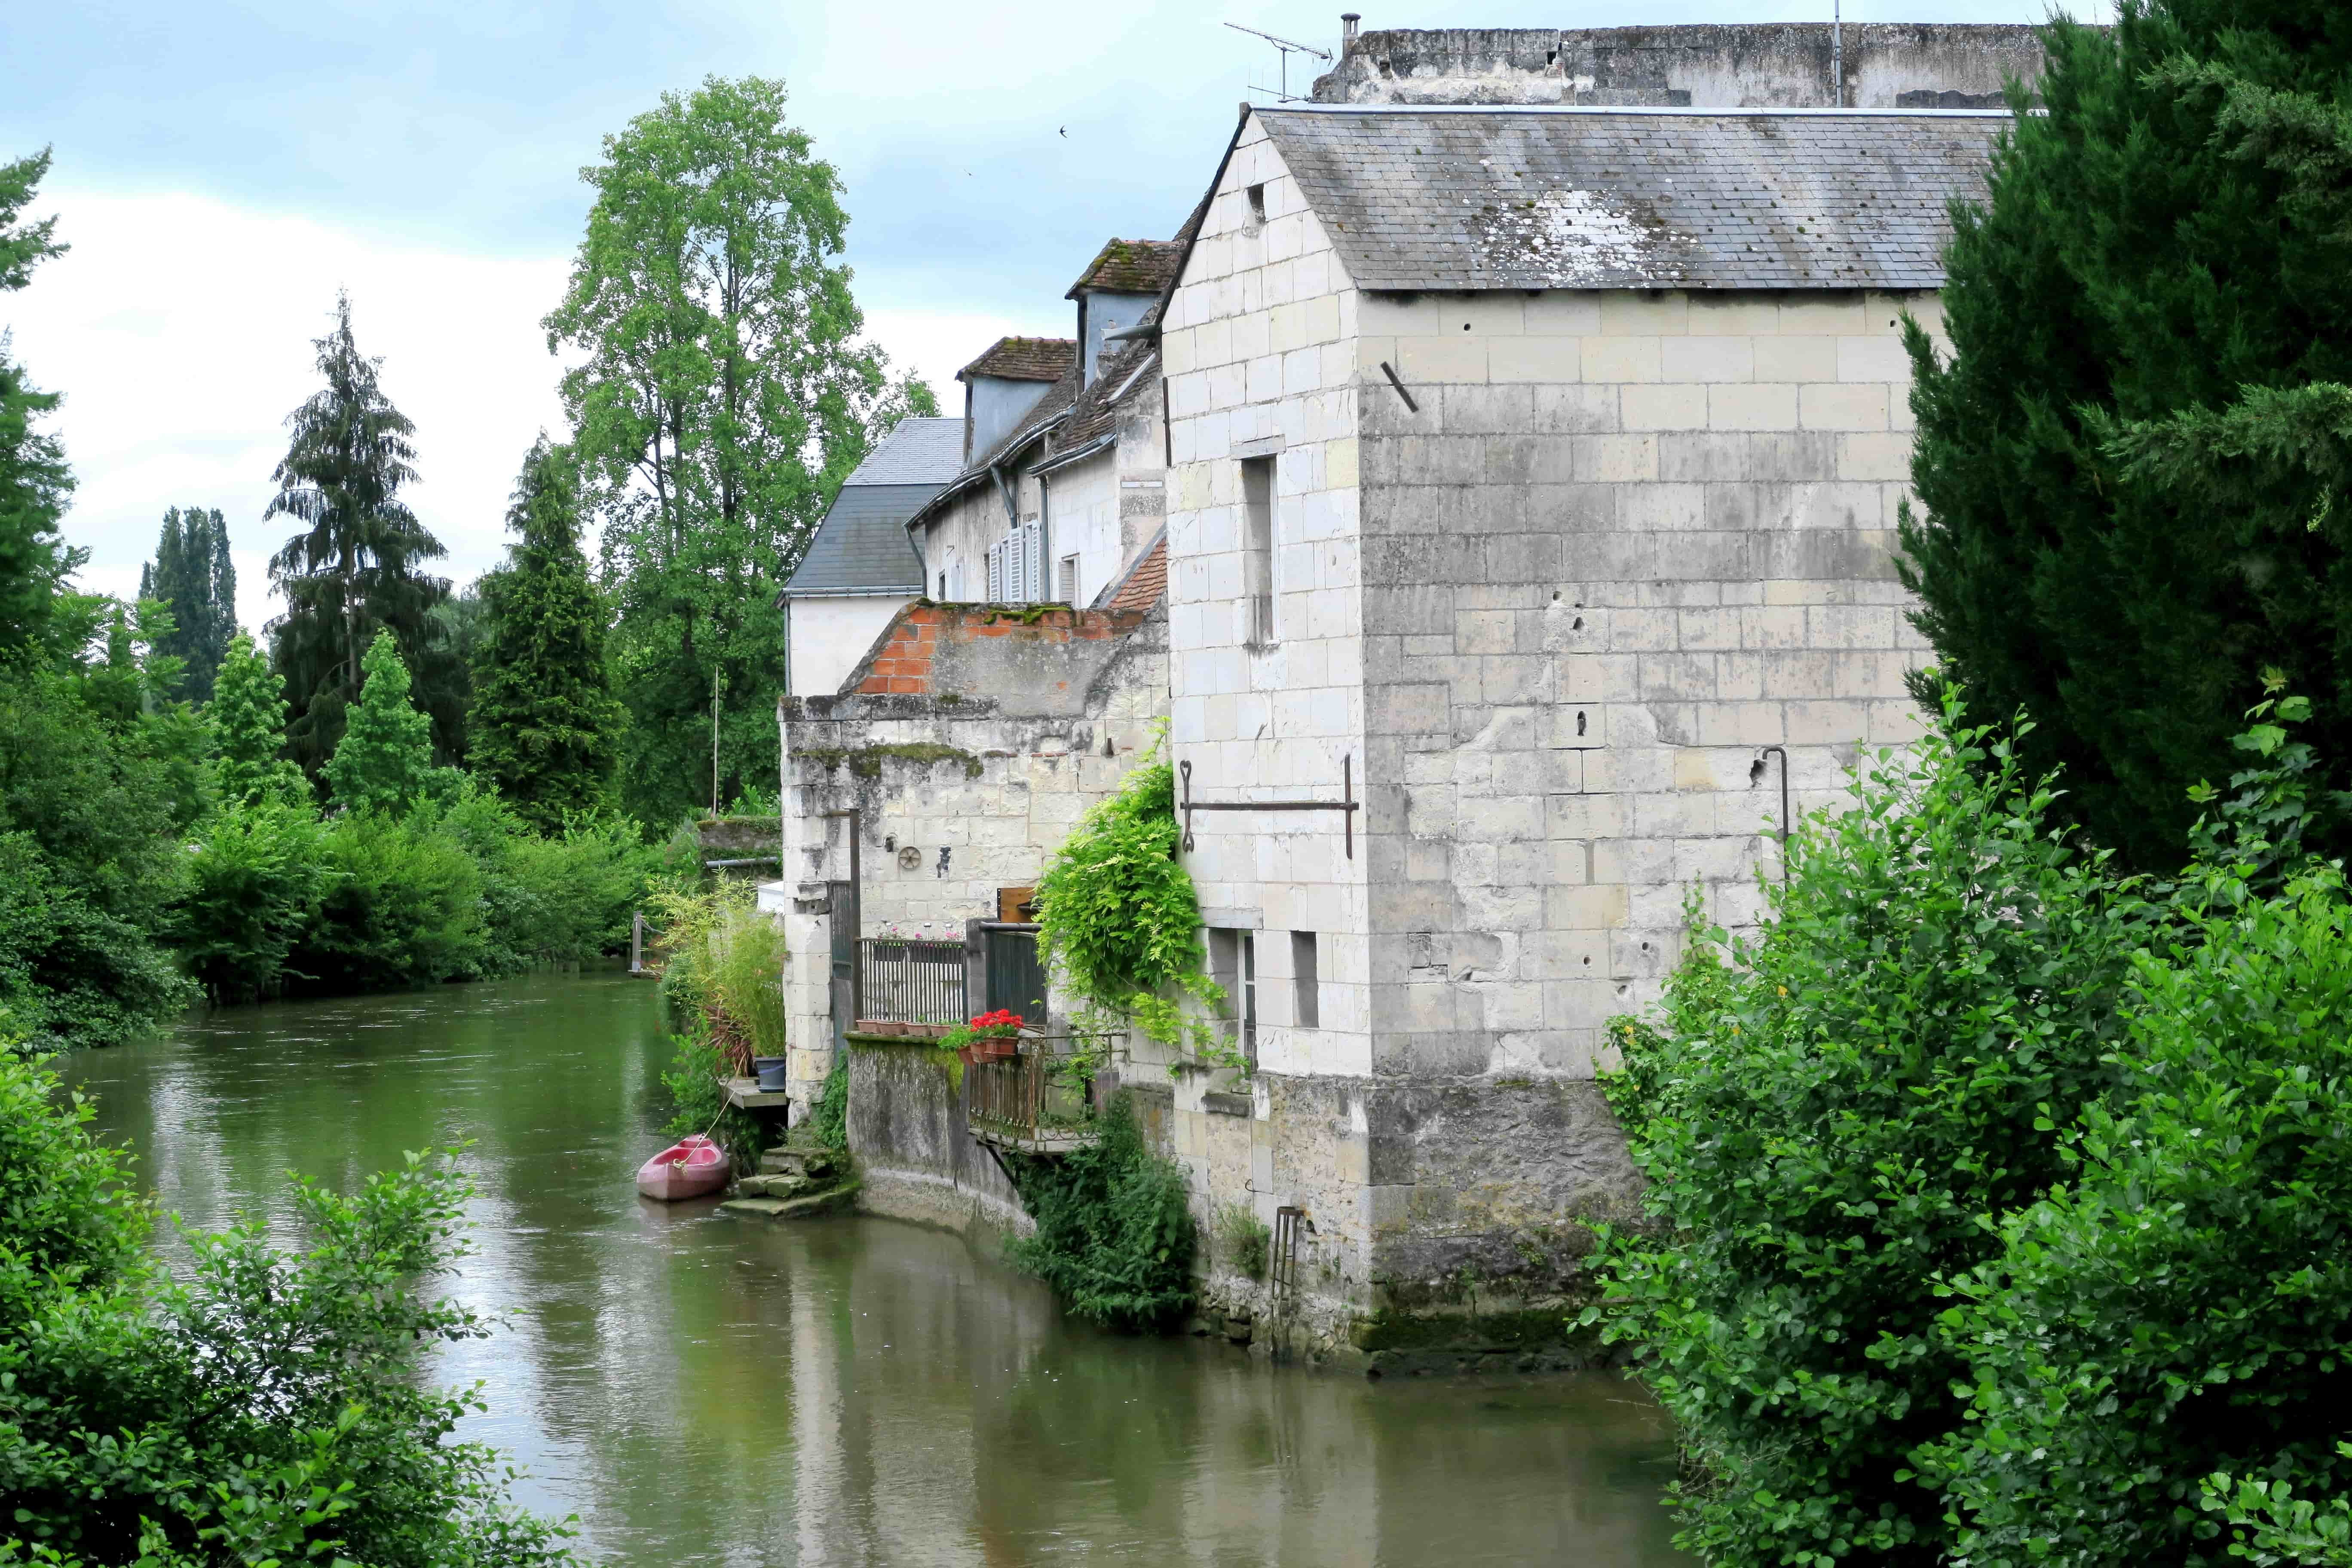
[[2, 0, 2084, 635]]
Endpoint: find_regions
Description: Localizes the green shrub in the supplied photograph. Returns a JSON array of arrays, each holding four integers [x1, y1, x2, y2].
[[658, 1030, 763, 1177], [0, 1048, 576, 1566], [810, 1057, 848, 1154], [1005, 1093, 1195, 1330], [1922, 858, 2352, 1566], [170, 800, 330, 1003], [1591, 696, 2148, 1566], [0, 832, 195, 1048], [291, 813, 486, 993], [1214, 1201, 1271, 1283], [429, 785, 660, 972], [1035, 755, 1198, 1006]]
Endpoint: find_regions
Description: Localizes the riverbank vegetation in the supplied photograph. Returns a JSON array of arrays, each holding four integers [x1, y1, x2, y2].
[[0, 1047, 578, 1565], [1596, 685, 2352, 1566], [1005, 1093, 1196, 1331], [2, 72, 934, 1051], [655, 880, 789, 1170]]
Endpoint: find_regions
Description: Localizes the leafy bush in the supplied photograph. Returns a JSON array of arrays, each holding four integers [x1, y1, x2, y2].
[[429, 785, 660, 972], [1923, 855, 2352, 1567], [651, 880, 785, 1067], [1005, 1093, 1195, 1330], [1591, 697, 2149, 1565], [1034, 755, 1199, 1007], [170, 801, 330, 1003], [0, 1048, 576, 1566], [0, 833, 195, 1049], [659, 1030, 763, 1177], [290, 812, 486, 994], [809, 1057, 848, 1154]]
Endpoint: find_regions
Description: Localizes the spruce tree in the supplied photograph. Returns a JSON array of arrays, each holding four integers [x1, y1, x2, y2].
[[324, 630, 435, 815], [1903, 1, 2352, 868], [264, 292, 462, 776], [212, 633, 306, 807], [469, 437, 620, 833], [139, 505, 237, 701]]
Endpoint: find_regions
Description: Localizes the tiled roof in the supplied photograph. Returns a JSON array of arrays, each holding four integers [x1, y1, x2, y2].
[[1255, 107, 2004, 291], [841, 416, 966, 485], [1051, 322, 1160, 457], [1064, 238, 1186, 300], [781, 483, 935, 597], [1102, 532, 1167, 612], [957, 336, 1076, 383]]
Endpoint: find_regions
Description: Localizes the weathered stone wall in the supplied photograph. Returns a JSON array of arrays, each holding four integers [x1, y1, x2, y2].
[[845, 1035, 1029, 1235], [774, 603, 1170, 1112], [1353, 285, 1940, 1072], [1313, 22, 2049, 108]]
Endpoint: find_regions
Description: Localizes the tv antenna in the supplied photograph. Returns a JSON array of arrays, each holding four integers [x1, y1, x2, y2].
[[1225, 21, 1332, 104]]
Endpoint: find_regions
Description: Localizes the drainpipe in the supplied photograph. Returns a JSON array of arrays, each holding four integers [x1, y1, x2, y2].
[[1831, 1, 1843, 108]]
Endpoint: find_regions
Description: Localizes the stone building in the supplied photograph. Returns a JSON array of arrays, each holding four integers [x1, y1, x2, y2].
[[1311, 17, 2046, 109], [768, 25, 2023, 1362]]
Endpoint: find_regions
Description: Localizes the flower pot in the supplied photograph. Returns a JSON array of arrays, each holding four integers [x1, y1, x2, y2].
[[855, 1018, 889, 1035], [752, 1056, 789, 1092], [956, 1045, 977, 1068], [975, 1035, 1017, 1063]]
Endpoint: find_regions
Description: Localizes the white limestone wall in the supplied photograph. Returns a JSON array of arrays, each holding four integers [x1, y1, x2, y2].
[[1041, 451, 1122, 609], [789, 595, 915, 698], [1350, 286, 1947, 1075], [1161, 113, 1372, 1095]]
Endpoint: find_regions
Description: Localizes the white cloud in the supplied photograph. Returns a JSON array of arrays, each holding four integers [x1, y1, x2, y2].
[[3, 185, 1052, 640]]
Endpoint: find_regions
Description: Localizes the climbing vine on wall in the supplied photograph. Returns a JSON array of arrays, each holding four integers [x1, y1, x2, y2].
[[1032, 731, 1235, 1068]]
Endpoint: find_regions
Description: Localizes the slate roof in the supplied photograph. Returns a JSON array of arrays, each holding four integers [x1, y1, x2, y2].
[[1255, 106, 2006, 291], [841, 415, 965, 485], [958, 337, 1076, 383], [781, 420, 968, 597], [1064, 238, 1186, 300]]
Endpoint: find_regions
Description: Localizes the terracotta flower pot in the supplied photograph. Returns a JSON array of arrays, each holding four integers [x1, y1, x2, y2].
[[956, 1045, 977, 1067], [976, 1034, 1017, 1063]]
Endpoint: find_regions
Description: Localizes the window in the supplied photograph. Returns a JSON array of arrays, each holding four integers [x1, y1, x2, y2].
[[1059, 553, 1080, 606], [985, 526, 1040, 603], [1208, 927, 1258, 1066], [1246, 182, 1267, 228], [1291, 931, 1319, 1028], [1240, 455, 1275, 645]]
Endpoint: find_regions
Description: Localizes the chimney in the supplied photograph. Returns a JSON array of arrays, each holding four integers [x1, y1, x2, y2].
[[1341, 12, 1360, 47]]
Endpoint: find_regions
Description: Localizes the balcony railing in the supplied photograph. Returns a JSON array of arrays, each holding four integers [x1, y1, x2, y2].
[[965, 1032, 1119, 1153], [858, 938, 966, 1025]]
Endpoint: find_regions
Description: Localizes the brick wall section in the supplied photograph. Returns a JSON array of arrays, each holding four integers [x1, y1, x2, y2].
[[845, 603, 1151, 697]]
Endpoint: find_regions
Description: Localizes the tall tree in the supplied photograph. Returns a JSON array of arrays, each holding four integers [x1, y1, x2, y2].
[[325, 629, 436, 816], [1902, 1, 2352, 868], [0, 148, 74, 657], [469, 436, 621, 832], [264, 292, 462, 779], [544, 75, 935, 822], [139, 504, 237, 701], [211, 632, 306, 807]]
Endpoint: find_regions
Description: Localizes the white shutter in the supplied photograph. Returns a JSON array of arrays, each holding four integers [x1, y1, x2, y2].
[[987, 541, 1004, 602]]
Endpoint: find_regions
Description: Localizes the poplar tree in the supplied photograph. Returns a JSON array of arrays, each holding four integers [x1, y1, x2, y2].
[[325, 630, 435, 816], [264, 293, 462, 776], [544, 75, 934, 821], [1902, 1, 2352, 868], [212, 633, 306, 807], [469, 437, 619, 833], [140, 505, 237, 700]]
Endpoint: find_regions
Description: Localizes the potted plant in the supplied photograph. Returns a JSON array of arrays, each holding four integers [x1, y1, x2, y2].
[[968, 1009, 1024, 1063]]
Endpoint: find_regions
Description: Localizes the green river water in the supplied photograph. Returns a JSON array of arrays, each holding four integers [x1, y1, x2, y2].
[[67, 969, 1690, 1567]]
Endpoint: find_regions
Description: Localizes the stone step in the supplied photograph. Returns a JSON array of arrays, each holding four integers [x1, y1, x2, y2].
[[732, 1173, 812, 1200], [717, 1182, 858, 1221], [759, 1146, 835, 1179]]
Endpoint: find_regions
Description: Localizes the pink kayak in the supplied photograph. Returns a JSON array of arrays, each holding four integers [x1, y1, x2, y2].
[[637, 1134, 727, 1201]]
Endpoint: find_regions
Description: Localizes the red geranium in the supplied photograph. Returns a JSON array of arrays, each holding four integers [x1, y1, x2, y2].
[[968, 1009, 1025, 1035]]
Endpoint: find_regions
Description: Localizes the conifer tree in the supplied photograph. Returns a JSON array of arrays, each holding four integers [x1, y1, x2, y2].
[[469, 437, 620, 833], [0, 148, 73, 655], [324, 630, 434, 815], [1902, 1, 2352, 868], [264, 292, 462, 775], [212, 633, 306, 807], [140, 505, 237, 701]]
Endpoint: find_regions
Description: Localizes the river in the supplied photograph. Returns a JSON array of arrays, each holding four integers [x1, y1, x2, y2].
[[67, 970, 1690, 1566]]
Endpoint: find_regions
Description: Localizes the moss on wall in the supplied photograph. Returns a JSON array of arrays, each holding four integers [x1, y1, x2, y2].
[[794, 742, 986, 781]]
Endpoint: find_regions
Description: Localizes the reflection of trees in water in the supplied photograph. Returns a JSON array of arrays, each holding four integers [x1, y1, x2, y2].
[[72, 977, 1692, 1567]]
